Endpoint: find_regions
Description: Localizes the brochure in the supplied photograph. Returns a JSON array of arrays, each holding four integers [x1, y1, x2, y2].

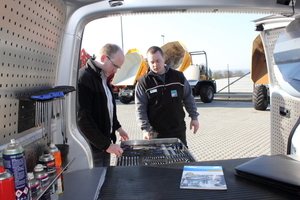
[[180, 165, 227, 190]]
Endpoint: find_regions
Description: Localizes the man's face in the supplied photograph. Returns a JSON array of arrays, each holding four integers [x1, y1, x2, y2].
[[147, 51, 165, 75], [102, 50, 124, 77]]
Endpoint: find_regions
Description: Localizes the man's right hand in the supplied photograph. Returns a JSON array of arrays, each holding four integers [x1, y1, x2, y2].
[[106, 144, 123, 158], [143, 132, 151, 141]]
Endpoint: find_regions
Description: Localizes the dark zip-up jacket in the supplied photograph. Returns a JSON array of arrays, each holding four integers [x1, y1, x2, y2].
[[136, 66, 197, 133], [77, 59, 121, 151]]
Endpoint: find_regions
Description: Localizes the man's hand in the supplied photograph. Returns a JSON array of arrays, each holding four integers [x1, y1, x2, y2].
[[190, 119, 199, 134], [106, 144, 123, 158], [117, 127, 129, 141], [143, 132, 151, 141]]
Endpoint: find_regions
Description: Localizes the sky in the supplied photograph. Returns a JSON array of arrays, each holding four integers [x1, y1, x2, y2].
[[81, 13, 267, 71]]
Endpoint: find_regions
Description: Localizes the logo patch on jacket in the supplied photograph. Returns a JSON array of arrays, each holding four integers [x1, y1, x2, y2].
[[150, 89, 157, 94], [171, 90, 178, 97]]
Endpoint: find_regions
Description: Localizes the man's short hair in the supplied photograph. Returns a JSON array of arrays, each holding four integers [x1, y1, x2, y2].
[[99, 43, 122, 58], [147, 46, 164, 57]]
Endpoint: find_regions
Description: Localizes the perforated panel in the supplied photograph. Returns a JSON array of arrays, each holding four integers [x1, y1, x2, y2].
[[0, 0, 66, 147], [264, 28, 300, 154], [264, 29, 283, 89], [271, 93, 300, 154]]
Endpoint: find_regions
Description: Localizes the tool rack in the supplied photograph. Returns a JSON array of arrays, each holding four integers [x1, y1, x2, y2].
[[17, 86, 75, 171]]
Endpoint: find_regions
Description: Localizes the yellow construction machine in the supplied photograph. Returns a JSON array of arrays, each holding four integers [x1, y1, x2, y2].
[[251, 34, 269, 110], [162, 41, 216, 103], [112, 49, 147, 104]]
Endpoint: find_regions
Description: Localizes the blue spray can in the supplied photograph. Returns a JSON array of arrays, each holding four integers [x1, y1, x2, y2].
[[2, 139, 29, 200]]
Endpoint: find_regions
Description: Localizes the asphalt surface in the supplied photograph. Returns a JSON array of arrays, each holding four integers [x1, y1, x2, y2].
[[112, 98, 271, 164]]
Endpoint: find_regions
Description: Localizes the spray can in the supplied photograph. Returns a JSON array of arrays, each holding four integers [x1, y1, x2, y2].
[[2, 139, 29, 200], [27, 172, 40, 199], [33, 164, 50, 200], [33, 164, 49, 186], [39, 154, 56, 176], [48, 143, 61, 167], [0, 166, 15, 200]]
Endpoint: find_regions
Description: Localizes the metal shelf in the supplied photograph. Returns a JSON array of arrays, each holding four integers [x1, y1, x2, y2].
[[32, 158, 75, 200]]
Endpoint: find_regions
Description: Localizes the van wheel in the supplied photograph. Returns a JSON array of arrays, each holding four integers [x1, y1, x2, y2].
[[253, 84, 269, 110], [200, 85, 214, 103]]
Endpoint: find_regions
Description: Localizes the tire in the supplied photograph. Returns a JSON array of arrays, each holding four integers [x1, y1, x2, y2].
[[199, 85, 214, 103], [113, 93, 119, 99], [252, 84, 269, 110], [119, 96, 131, 104]]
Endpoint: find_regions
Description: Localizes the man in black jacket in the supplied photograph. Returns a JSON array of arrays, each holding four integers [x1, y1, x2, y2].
[[78, 44, 129, 167], [135, 46, 199, 146]]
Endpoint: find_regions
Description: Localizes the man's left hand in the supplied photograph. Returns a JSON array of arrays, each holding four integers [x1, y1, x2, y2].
[[190, 120, 199, 134]]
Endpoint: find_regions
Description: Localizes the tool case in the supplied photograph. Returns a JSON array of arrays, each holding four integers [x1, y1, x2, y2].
[[115, 138, 196, 166]]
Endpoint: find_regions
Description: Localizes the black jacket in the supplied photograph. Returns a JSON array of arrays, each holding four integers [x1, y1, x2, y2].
[[137, 67, 186, 133], [77, 59, 121, 151]]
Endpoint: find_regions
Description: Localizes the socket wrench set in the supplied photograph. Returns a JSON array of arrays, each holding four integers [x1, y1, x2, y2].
[[115, 138, 196, 166]]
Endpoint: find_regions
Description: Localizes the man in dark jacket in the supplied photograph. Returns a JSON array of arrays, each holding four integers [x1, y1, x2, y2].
[[78, 43, 129, 167], [135, 46, 199, 146]]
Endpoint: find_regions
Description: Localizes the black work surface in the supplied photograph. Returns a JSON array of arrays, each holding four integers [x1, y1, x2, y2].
[[60, 167, 106, 200], [99, 158, 299, 200]]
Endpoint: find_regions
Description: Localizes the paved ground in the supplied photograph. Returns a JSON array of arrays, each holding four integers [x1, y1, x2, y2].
[[113, 98, 271, 164]]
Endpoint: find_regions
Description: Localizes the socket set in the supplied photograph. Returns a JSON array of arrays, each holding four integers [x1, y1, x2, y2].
[[115, 138, 196, 166]]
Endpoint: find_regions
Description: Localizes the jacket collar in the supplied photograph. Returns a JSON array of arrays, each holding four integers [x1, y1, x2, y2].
[[87, 59, 102, 75], [148, 65, 170, 76]]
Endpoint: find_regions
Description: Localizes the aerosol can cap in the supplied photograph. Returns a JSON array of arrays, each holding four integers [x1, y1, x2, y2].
[[34, 164, 45, 172], [3, 139, 24, 154]]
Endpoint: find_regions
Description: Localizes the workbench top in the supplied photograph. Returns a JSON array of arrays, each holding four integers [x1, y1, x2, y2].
[[99, 157, 298, 200], [59, 157, 299, 200]]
